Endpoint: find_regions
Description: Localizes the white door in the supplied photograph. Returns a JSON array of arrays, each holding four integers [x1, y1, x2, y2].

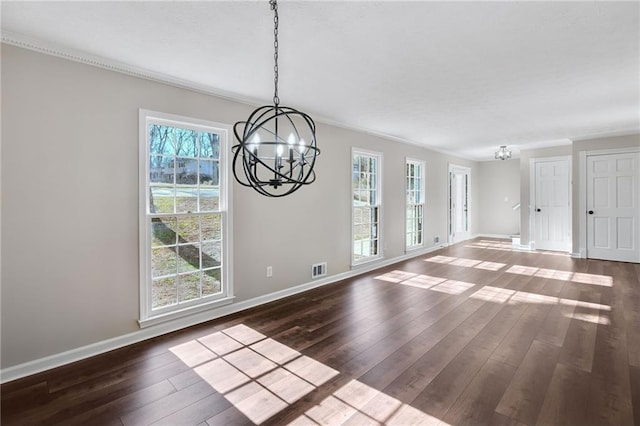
[[534, 158, 571, 252], [587, 152, 640, 262], [449, 165, 470, 243]]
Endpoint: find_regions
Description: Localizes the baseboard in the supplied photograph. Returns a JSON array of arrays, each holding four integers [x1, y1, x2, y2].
[[474, 233, 512, 239], [571, 249, 586, 259], [0, 244, 444, 384]]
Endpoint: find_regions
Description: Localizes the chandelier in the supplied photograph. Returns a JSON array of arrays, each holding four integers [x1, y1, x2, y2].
[[494, 145, 512, 160], [232, 0, 320, 197]]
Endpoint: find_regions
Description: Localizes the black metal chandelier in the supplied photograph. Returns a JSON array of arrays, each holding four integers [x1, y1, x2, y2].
[[232, 0, 320, 197]]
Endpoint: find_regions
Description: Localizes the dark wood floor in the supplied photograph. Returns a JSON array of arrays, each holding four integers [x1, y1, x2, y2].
[[3, 238, 639, 425]]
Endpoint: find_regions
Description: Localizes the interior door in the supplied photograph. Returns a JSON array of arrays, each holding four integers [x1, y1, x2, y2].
[[449, 166, 470, 243], [534, 158, 571, 252], [587, 152, 640, 262]]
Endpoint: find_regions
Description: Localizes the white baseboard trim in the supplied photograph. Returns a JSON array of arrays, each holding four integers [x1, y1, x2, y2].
[[571, 249, 586, 259], [0, 244, 444, 384], [474, 233, 512, 239]]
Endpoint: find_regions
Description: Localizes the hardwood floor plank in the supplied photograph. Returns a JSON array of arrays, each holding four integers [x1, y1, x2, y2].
[[379, 301, 504, 403], [410, 300, 529, 419], [150, 393, 230, 425], [120, 381, 216, 426], [535, 363, 590, 426], [206, 405, 253, 426], [630, 365, 640, 426], [354, 298, 486, 390], [3, 359, 191, 425], [60, 379, 177, 426], [442, 358, 517, 426], [558, 291, 601, 372], [489, 301, 553, 368], [495, 339, 561, 425]]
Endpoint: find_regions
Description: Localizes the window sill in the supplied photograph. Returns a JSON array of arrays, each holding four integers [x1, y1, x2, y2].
[[351, 255, 383, 269], [138, 296, 235, 329]]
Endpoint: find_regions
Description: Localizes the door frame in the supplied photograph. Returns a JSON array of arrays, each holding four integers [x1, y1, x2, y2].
[[448, 163, 471, 244], [529, 155, 572, 252], [578, 146, 640, 258]]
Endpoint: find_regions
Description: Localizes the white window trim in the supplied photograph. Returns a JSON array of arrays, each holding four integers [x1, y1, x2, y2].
[[351, 148, 383, 267], [138, 109, 234, 328], [405, 157, 426, 252]]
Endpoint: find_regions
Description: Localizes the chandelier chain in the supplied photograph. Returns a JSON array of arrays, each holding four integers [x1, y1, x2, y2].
[[271, 0, 279, 106]]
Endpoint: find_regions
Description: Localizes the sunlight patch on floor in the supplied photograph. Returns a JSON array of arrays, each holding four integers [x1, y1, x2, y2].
[[401, 275, 447, 289], [292, 379, 445, 425], [429, 280, 476, 295], [469, 286, 611, 317], [375, 270, 418, 283], [566, 312, 610, 325], [466, 240, 571, 257], [506, 265, 613, 287], [169, 324, 446, 425], [424, 255, 506, 271]]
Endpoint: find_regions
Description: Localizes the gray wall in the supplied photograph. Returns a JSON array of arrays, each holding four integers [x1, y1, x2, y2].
[[1, 44, 481, 369], [477, 159, 520, 236]]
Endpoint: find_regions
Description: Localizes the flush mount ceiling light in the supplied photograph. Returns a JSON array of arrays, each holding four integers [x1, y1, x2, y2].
[[495, 145, 512, 160], [232, 0, 320, 197]]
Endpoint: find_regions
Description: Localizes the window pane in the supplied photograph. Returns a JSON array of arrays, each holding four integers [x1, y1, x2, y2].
[[202, 241, 222, 268], [151, 217, 177, 247], [201, 214, 222, 240], [177, 216, 199, 243], [178, 272, 201, 302], [199, 187, 220, 212], [149, 125, 175, 156], [175, 128, 199, 157], [371, 238, 379, 255], [203, 268, 222, 296], [150, 155, 173, 184], [176, 158, 198, 185], [199, 160, 218, 186], [152, 276, 177, 309], [177, 244, 200, 273], [175, 187, 198, 213], [152, 246, 176, 277], [151, 186, 174, 214], [200, 132, 220, 159]]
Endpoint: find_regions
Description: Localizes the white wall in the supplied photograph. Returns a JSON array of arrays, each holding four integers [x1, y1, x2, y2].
[[1, 44, 481, 370], [477, 159, 520, 236]]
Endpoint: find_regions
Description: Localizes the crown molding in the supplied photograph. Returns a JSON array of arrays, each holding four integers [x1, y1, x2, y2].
[[1, 30, 268, 108], [1, 30, 474, 161]]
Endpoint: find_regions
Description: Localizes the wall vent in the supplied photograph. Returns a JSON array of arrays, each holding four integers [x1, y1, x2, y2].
[[311, 262, 327, 279]]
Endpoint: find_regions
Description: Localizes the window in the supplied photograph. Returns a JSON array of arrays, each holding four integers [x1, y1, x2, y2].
[[352, 149, 382, 265], [139, 110, 232, 326], [406, 158, 425, 250]]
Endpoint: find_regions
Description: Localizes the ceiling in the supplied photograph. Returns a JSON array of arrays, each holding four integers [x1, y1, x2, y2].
[[2, 1, 639, 160]]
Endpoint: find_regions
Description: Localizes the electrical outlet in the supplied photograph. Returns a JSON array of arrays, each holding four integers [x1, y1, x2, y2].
[[266, 266, 273, 278], [434, 236, 440, 243]]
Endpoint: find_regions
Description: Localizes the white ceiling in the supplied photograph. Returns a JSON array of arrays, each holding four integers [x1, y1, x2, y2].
[[2, 1, 639, 160]]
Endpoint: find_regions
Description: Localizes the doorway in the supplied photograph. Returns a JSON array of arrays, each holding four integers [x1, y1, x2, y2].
[[449, 164, 471, 244], [531, 157, 571, 252], [586, 151, 640, 262]]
